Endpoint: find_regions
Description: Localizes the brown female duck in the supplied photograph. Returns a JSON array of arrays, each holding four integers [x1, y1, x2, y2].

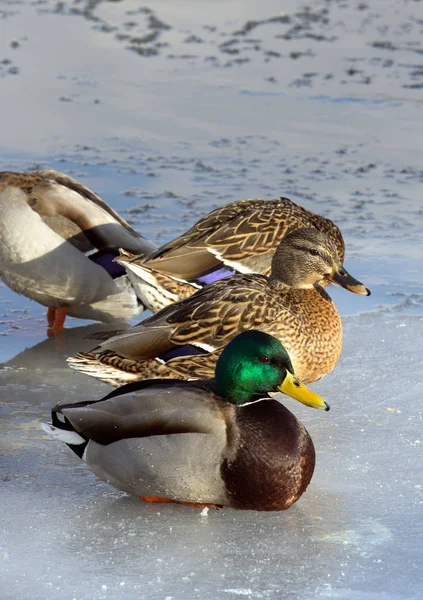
[[68, 228, 370, 386], [117, 196, 346, 312]]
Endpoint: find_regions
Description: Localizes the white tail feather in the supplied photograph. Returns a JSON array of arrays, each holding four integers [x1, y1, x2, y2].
[[40, 422, 85, 445], [207, 248, 253, 274]]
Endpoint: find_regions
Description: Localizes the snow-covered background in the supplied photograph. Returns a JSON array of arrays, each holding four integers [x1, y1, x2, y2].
[[1, 1, 422, 598]]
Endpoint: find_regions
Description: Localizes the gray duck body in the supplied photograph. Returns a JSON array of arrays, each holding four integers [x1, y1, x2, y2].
[[0, 170, 156, 324], [50, 379, 315, 511]]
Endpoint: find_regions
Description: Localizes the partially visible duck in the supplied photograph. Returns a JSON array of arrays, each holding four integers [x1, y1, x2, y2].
[[117, 197, 346, 312], [0, 170, 156, 333], [68, 228, 370, 386], [43, 330, 329, 511]]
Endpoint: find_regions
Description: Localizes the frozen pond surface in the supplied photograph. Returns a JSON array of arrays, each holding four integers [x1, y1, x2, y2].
[[2, 314, 423, 600], [1, 0, 422, 598]]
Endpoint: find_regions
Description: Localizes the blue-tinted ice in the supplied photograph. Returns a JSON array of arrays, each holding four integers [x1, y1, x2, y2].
[[1, 1, 422, 599]]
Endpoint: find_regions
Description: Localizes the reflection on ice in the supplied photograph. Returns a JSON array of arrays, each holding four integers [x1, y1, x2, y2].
[[316, 520, 393, 551], [1, 323, 129, 371]]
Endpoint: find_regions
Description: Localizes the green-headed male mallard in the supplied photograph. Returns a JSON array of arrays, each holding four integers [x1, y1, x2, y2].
[[117, 196, 346, 312], [0, 170, 156, 333], [43, 330, 329, 511], [68, 228, 370, 386]]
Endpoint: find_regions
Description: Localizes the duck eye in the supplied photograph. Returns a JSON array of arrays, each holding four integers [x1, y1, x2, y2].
[[309, 249, 320, 257], [258, 355, 270, 364]]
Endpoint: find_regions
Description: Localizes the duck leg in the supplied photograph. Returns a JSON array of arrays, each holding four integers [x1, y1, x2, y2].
[[47, 306, 69, 335], [139, 496, 223, 510], [47, 307, 55, 328]]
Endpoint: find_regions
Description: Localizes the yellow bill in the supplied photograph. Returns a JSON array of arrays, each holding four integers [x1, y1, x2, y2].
[[279, 372, 330, 411]]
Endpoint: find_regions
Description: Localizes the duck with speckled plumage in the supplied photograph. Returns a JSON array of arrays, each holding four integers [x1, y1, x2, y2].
[[68, 227, 370, 386], [117, 196, 347, 312]]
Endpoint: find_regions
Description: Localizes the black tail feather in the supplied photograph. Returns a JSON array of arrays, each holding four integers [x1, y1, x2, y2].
[[51, 407, 88, 460]]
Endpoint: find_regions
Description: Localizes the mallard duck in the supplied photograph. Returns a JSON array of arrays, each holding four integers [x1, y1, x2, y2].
[[117, 197, 346, 312], [0, 170, 156, 333], [68, 228, 370, 386], [43, 330, 329, 511]]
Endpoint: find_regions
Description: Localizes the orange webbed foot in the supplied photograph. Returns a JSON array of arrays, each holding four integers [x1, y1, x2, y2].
[[47, 307, 55, 328], [139, 496, 223, 510], [46, 306, 69, 336]]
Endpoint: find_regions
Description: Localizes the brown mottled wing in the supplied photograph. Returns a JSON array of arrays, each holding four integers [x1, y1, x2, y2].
[[203, 198, 311, 258], [58, 380, 224, 445], [148, 199, 273, 256], [145, 198, 315, 279], [166, 351, 221, 380], [96, 274, 280, 360], [164, 274, 279, 346]]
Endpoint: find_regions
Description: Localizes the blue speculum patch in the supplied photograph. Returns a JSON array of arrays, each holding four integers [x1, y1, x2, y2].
[[195, 266, 236, 286], [161, 344, 207, 362], [89, 250, 127, 279]]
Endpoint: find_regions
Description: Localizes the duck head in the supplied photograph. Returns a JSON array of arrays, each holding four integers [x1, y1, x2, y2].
[[269, 228, 371, 296], [215, 330, 329, 410]]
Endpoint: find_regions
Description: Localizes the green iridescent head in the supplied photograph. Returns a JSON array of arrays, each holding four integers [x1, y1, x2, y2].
[[215, 330, 329, 410]]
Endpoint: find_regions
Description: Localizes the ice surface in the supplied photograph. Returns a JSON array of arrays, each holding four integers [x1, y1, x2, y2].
[[1, 0, 423, 599], [1, 314, 422, 600]]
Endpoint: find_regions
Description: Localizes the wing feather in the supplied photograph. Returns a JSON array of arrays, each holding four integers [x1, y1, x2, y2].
[[58, 381, 225, 444], [97, 274, 283, 360], [144, 197, 343, 279]]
